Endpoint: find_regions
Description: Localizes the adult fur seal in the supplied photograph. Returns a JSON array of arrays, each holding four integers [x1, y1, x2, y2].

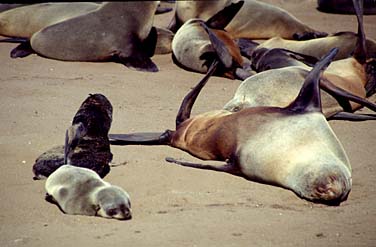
[[169, 0, 327, 40], [7, 2, 159, 72], [45, 165, 132, 220], [226, 0, 376, 120], [33, 93, 113, 180], [108, 48, 353, 205], [0, 2, 100, 38], [171, 1, 254, 80]]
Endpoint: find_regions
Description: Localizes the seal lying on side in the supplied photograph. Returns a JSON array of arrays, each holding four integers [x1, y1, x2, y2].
[[45, 165, 132, 220], [225, 0, 376, 120], [33, 93, 113, 180], [0, 2, 100, 38], [172, 1, 254, 80], [8, 2, 159, 72], [109, 48, 353, 205], [168, 0, 327, 40]]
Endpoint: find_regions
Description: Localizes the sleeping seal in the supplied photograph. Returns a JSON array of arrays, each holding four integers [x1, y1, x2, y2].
[[8, 2, 159, 72], [33, 93, 113, 180], [169, 0, 327, 40], [45, 165, 132, 220], [171, 1, 254, 79], [225, 0, 376, 120], [109, 48, 353, 205]]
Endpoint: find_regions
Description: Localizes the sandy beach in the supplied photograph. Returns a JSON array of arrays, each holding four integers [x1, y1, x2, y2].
[[0, 1, 375, 246]]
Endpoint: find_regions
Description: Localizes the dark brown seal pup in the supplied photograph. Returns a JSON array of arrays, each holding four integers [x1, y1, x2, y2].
[[33, 93, 113, 180], [108, 48, 354, 205]]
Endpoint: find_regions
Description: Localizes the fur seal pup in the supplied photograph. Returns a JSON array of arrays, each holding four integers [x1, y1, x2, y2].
[[109, 48, 353, 205], [45, 165, 132, 220], [33, 93, 113, 180], [225, 0, 376, 120], [171, 1, 254, 80], [168, 0, 327, 40], [8, 2, 159, 72]]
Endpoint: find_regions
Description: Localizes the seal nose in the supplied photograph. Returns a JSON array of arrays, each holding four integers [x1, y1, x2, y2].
[[311, 173, 352, 205]]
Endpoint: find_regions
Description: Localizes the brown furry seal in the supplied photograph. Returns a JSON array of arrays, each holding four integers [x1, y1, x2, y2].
[[109, 48, 353, 205], [33, 93, 113, 180]]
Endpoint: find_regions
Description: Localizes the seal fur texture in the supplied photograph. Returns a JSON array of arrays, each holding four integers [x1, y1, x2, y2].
[[45, 165, 132, 220]]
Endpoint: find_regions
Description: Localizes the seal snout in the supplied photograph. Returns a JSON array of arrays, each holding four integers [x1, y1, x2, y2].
[[311, 174, 351, 205]]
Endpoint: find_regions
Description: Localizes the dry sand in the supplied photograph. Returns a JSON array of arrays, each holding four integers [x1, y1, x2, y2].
[[0, 1, 375, 246]]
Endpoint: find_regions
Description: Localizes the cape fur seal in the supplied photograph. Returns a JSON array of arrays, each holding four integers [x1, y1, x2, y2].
[[45, 165, 132, 220], [225, 0, 376, 121], [169, 0, 327, 40], [7, 2, 160, 72], [33, 93, 113, 180], [108, 48, 353, 205], [171, 1, 254, 80]]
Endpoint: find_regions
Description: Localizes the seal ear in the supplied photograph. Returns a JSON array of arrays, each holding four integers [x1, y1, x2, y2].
[[205, 0, 244, 30], [287, 47, 339, 113]]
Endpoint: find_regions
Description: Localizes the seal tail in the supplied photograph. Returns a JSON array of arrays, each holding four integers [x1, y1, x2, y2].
[[287, 47, 339, 113]]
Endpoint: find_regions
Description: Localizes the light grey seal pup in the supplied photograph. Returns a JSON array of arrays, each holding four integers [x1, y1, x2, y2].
[[45, 165, 132, 220]]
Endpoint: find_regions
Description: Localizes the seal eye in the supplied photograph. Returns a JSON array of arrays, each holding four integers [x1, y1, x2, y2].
[[107, 208, 118, 216]]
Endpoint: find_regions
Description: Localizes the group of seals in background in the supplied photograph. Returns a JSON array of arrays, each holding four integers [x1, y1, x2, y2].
[[1, 0, 375, 218]]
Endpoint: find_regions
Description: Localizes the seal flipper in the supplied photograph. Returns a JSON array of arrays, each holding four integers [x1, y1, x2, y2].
[[64, 122, 87, 164], [0, 37, 29, 43], [116, 27, 158, 72], [205, 1, 244, 30], [287, 47, 339, 113], [109, 131, 172, 146], [175, 60, 219, 127], [10, 41, 34, 58], [328, 112, 376, 121]]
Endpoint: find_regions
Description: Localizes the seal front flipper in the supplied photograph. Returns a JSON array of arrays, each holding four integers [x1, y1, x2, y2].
[[116, 27, 158, 72], [328, 112, 376, 121], [109, 131, 172, 146], [205, 1, 244, 30], [10, 40, 34, 58]]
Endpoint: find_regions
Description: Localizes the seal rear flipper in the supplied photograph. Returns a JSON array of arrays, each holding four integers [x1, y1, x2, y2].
[[10, 41, 34, 58], [292, 31, 328, 41], [320, 77, 376, 113], [176, 60, 219, 127], [205, 1, 244, 30], [0, 37, 29, 43], [109, 131, 172, 146], [287, 48, 339, 113], [118, 55, 158, 72], [328, 112, 376, 121]]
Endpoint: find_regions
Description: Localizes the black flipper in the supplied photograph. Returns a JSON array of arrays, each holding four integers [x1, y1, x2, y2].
[[328, 112, 376, 121], [0, 37, 28, 43], [235, 38, 260, 59], [205, 1, 244, 30], [287, 48, 339, 113], [352, 0, 367, 64], [175, 60, 219, 127], [292, 31, 328, 41], [109, 131, 172, 146], [10, 41, 34, 58], [116, 28, 158, 72], [200, 22, 232, 69], [320, 77, 376, 113], [165, 157, 243, 177]]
